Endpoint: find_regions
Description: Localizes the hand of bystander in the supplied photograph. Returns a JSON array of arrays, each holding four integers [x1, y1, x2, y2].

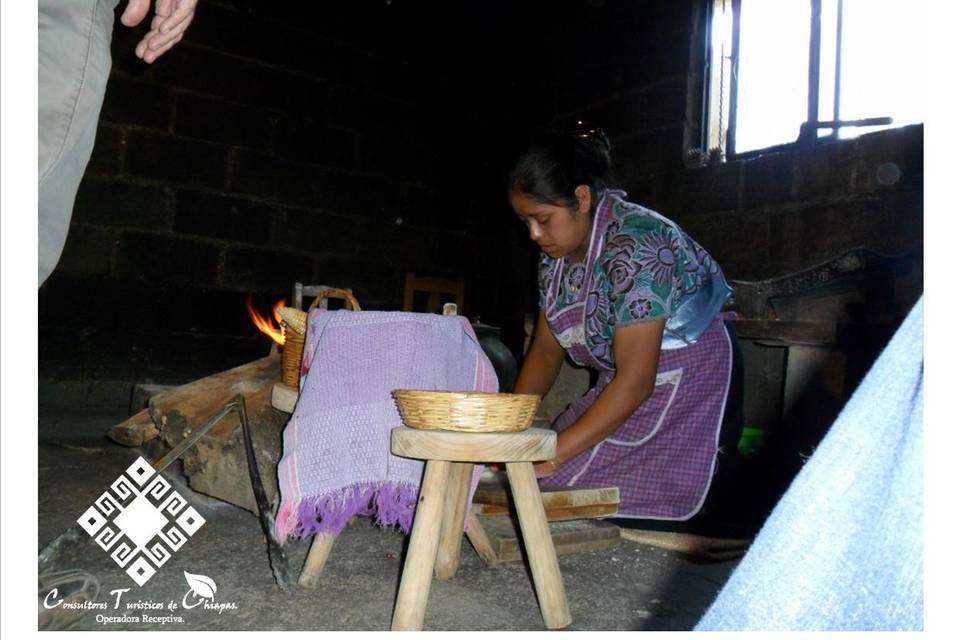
[[121, 0, 199, 63]]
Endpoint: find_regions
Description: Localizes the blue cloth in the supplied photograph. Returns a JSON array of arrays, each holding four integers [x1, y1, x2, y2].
[[695, 297, 923, 631]]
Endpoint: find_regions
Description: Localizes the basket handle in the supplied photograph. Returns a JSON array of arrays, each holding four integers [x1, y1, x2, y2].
[[308, 287, 361, 311]]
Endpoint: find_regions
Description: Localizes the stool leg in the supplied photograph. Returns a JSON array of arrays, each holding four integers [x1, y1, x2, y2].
[[435, 462, 473, 580], [506, 461, 572, 630], [464, 511, 499, 566], [298, 532, 336, 590], [391, 459, 451, 631]]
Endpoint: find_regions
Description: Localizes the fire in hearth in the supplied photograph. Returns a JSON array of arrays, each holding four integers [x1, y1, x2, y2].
[[245, 295, 286, 345]]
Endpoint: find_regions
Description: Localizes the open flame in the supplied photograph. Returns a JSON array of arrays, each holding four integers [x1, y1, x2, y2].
[[245, 295, 286, 345]]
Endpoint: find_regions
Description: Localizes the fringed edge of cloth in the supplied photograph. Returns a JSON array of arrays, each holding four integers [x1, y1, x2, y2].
[[275, 480, 420, 542]]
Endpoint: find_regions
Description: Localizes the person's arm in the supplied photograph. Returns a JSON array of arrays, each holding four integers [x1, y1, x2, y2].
[[513, 309, 566, 397], [121, 0, 199, 64], [533, 317, 665, 478]]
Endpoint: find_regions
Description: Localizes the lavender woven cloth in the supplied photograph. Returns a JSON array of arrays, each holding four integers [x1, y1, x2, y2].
[[275, 310, 498, 541]]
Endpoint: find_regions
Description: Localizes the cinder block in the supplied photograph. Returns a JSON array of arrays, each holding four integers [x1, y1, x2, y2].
[[556, 64, 621, 115], [742, 153, 794, 210], [615, 126, 686, 176], [114, 230, 221, 285], [174, 92, 272, 149], [622, 30, 691, 92], [74, 179, 171, 229], [101, 74, 173, 130], [583, 76, 686, 138], [221, 245, 316, 292], [792, 141, 857, 201], [311, 257, 397, 303], [272, 208, 354, 254], [229, 148, 323, 205], [57, 224, 116, 276], [84, 125, 123, 177], [125, 130, 228, 189], [134, 44, 244, 102], [174, 190, 273, 244], [670, 162, 740, 216], [274, 117, 355, 168]]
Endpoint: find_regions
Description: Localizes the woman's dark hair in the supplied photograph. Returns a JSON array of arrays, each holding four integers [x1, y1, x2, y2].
[[507, 126, 613, 213]]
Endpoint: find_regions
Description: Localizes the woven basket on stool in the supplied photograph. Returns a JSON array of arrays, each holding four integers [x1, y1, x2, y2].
[[279, 288, 360, 387], [392, 389, 540, 433]]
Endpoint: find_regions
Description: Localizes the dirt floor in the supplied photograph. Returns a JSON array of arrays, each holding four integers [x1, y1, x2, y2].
[[37, 407, 740, 632]]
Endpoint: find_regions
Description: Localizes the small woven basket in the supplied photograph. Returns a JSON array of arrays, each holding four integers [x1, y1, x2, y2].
[[392, 389, 540, 433], [279, 288, 360, 387], [279, 307, 307, 387]]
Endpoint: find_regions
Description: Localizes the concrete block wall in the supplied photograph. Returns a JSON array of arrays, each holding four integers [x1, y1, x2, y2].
[[39, 0, 513, 394], [505, 0, 922, 306], [39, 0, 923, 404]]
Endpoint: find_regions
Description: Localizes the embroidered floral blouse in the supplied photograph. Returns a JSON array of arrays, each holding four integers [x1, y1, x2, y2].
[[539, 190, 732, 363]]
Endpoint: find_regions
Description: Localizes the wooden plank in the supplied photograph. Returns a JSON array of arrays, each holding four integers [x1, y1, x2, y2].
[[473, 483, 620, 509], [619, 529, 752, 561], [475, 515, 621, 563], [472, 502, 619, 521]]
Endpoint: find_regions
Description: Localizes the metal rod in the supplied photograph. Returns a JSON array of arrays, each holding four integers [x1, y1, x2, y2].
[[153, 393, 294, 592], [236, 394, 295, 592], [832, 0, 844, 136], [807, 0, 823, 142], [699, 0, 714, 153], [727, 0, 742, 157], [810, 117, 893, 128], [151, 397, 241, 474]]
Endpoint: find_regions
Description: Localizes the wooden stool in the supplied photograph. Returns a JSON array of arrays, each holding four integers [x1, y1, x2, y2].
[[389, 427, 572, 631]]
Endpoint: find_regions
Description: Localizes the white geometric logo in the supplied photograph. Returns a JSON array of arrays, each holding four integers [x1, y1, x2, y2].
[[76, 457, 206, 587]]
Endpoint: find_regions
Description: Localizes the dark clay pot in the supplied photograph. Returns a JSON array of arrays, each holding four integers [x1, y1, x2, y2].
[[471, 321, 517, 393]]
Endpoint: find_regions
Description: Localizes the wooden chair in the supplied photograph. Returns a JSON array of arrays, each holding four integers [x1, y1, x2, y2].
[[389, 427, 571, 631], [403, 273, 465, 314]]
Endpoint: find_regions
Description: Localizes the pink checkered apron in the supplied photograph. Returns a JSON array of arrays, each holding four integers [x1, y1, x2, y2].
[[541, 209, 733, 520]]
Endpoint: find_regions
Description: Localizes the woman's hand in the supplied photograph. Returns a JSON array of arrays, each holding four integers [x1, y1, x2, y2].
[[550, 318, 666, 464], [513, 310, 565, 397], [533, 459, 560, 478]]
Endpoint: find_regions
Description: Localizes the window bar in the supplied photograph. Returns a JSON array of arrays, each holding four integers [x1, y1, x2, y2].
[[699, 0, 715, 153], [830, 0, 844, 140], [726, 0, 742, 158], [800, 0, 824, 146]]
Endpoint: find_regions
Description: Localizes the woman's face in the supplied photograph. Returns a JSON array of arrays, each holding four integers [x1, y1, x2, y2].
[[510, 186, 592, 261]]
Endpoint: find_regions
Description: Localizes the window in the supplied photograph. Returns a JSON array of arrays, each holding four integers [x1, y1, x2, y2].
[[703, 0, 924, 158]]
